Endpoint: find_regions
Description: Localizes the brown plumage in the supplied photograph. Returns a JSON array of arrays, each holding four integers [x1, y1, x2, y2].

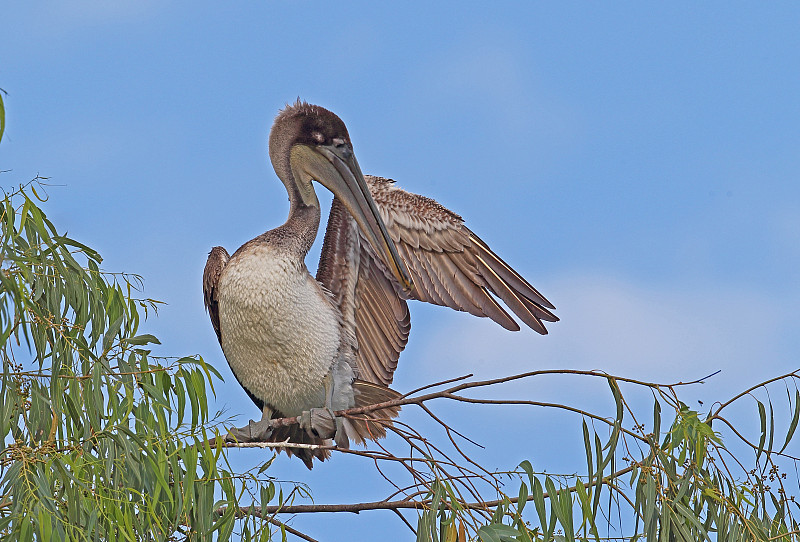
[[203, 101, 557, 468], [317, 176, 558, 387]]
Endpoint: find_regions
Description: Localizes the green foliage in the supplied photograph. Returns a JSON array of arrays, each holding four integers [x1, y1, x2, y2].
[[411, 373, 800, 542], [0, 183, 287, 540]]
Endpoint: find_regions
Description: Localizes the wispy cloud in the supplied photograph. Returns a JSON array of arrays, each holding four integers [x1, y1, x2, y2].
[[419, 273, 790, 400]]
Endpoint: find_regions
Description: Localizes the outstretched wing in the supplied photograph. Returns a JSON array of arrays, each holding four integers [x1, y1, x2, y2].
[[203, 246, 230, 344], [368, 176, 557, 333], [316, 175, 558, 386]]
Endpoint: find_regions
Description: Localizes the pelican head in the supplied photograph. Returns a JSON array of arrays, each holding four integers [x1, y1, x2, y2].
[[269, 101, 413, 291]]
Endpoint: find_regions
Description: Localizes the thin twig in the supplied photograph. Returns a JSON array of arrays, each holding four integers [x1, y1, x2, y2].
[[711, 370, 800, 418], [264, 516, 320, 542], [217, 464, 636, 516], [402, 373, 473, 398]]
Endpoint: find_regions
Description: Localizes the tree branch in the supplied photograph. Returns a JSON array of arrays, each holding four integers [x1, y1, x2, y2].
[[217, 464, 636, 517]]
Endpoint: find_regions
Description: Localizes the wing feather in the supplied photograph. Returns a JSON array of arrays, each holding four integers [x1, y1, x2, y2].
[[366, 176, 558, 333], [316, 175, 557, 388], [317, 198, 410, 386], [203, 246, 230, 344]]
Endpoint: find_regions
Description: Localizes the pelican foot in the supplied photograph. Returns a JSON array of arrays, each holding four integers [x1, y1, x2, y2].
[[226, 418, 274, 443], [299, 408, 337, 440]]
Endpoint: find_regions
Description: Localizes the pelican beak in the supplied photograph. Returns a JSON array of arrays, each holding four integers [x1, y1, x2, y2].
[[296, 143, 413, 292]]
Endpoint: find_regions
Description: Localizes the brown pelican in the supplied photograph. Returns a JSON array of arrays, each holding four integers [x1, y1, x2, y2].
[[203, 101, 557, 468]]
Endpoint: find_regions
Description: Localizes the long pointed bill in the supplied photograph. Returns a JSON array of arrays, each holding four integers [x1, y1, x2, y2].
[[313, 145, 414, 292]]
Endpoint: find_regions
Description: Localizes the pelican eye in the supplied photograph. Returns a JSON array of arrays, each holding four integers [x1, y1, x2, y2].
[[311, 131, 325, 144]]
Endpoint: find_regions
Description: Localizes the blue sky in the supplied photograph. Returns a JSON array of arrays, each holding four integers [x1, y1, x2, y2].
[[3, 2, 800, 539]]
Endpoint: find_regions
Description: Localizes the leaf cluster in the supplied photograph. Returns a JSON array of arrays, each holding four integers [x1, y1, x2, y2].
[[0, 182, 286, 541], [406, 372, 800, 542]]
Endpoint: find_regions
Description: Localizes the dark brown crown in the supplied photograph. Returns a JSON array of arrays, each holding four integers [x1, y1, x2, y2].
[[271, 100, 351, 149]]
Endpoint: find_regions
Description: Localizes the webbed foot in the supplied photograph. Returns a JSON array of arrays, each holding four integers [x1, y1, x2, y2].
[[226, 418, 274, 443], [299, 407, 337, 440]]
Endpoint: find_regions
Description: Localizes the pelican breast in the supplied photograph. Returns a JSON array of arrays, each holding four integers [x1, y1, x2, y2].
[[217, 243, 341, 416]]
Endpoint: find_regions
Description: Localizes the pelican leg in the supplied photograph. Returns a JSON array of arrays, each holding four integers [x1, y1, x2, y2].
[[299, 373, 349, 448], [227, 405, 274, 442]]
